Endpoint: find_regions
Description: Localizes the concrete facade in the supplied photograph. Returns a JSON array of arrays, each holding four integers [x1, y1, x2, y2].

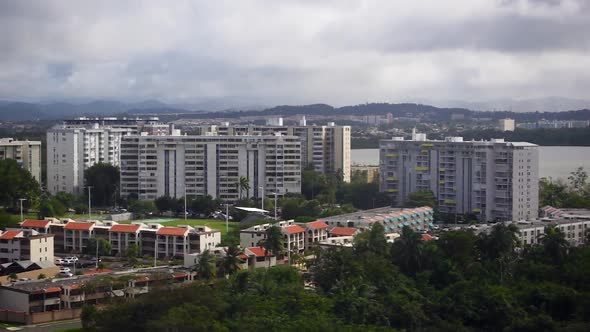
[[46, 117, 168, 194], [193, 123, 351, 182], [380, 133, 539, 222], [119, 134, 302, 201], [0, 230, 54, 264], [0, 138, 41, 182]]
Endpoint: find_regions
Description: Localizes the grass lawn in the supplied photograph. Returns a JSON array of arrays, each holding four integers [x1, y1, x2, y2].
[[20, 212, 108, 221], [120, 218, 240, 236]]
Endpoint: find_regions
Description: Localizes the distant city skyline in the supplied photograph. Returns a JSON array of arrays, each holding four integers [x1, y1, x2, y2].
[[1, 1, 589, 107]]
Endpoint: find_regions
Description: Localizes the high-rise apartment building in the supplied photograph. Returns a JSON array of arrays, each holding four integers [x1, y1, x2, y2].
[[0, 138, 41, 182], [192, 123, 351, 182], [119, 134, 302, 201], [499, 118, 515, 131], [379, 132, 539, 222], [47, 117, 169, 194]]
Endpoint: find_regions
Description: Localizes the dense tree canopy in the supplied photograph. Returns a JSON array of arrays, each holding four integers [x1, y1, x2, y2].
[[84, 163, 120, 207], [84, 223, 590, 331], [0, 159, 40, 208]]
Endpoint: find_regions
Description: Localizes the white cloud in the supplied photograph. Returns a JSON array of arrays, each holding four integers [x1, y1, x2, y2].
[[0, 0, 588, 106]]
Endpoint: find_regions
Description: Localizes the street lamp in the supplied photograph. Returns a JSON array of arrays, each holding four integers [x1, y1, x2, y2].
[[18, 198, 27, 222], [87, 186, 93, 220]]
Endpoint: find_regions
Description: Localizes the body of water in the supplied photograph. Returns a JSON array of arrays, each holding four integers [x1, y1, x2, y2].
[[351, 146, 590, 180]]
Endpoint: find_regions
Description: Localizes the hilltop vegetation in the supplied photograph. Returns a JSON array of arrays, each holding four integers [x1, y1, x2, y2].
[[83, 224, 590, 331]]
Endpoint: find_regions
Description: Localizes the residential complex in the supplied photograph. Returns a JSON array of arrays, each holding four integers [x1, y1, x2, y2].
[[0, 229, 54, 264], [380, 132, 539, 222], [119, 134, 302, 201], [0, 138, 41, 182], [20, 219, 220, 259], [192, 122, 351, 182], [320, 206, 435, 233], [46, 117, 170, 194], [0, 267, 195, 320]]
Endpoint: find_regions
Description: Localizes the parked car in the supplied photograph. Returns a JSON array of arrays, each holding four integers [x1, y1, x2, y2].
[[59, 267, 71, 273], [75, 260, 96, 268], [64, 256, 78, 262], [55, 258, 64, 265], [90, 257, 102, 263], [57, 271, 74, 278]]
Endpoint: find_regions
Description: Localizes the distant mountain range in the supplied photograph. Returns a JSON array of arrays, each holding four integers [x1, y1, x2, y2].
[[1, 98, 589, 122], [417, 97, 590, 113]]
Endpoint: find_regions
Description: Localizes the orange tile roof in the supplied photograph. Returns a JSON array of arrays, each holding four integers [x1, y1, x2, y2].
[[64, 222, 94, 231], [109, 224, 141, 233], [0, 230, 21, 240], [135, 276, 149, 282], [421, 234, 434, 241], [21, 219, 51, 228], [247, 247, 273, 257], [156, 227, 189, 236], [283, 225, 305, 234], [173, 272, 187, 278], [329, 227, 358, 237], [306, 221, 328, 229], [239, 254, 249, 260], [44, 287, 61, 293]]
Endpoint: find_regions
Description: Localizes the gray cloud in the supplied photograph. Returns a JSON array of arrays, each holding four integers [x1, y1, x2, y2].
[[0, 0, 589, 106]]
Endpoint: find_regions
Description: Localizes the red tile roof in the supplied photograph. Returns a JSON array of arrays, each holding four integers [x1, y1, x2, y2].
[[0, 230, 21, 240], [421, 234, 434, 241], [21, 219, 51, 228], [173, 272, 187, 278], [247, 247, 273, 257], [44, 287, 61, 293], [156, 227, 189, 236], [306, 221, 328, 229], [329, 227, 358, 237], [283, 225, 305, 234], [109, 224, 141, 233], [135, 276, 149, 282], [64, 222, 94, 231], [239, 254, 249, 260]]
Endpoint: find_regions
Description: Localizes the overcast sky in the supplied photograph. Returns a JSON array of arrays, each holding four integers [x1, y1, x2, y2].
[[0, 0, 589, 106]]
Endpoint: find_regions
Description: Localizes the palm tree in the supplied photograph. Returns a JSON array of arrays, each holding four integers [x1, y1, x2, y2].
[[196, 250, 217, 280], [237, 176, 250, 199], [260, 225, 284, 268], [538, 225, 569, 265], [220, 245, 244, 277], [392, 226, 422, 275]]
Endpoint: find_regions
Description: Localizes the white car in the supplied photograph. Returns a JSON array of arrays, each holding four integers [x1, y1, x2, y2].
[[59, 267, 71, 273], [64, 256, 79, 262], [57, 271, 74, 278]]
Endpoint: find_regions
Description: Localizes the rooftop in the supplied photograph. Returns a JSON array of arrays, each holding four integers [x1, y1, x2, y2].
[[109, 224, 141, 233], [329, 227, 358, 237], [21, 220, 51, 228], [246, 247, 273, 257], [64, 222, 94, 231], [305, 221, 329, 229], [283, 225, 305, 234]]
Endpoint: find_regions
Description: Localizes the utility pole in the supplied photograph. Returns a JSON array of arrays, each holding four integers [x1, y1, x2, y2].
[[184, 186, 187, 221], [18, 198, 27, 222], [87, 186, 93, 220], [225, 203, 229, 233], [95, 237, 99, 269]]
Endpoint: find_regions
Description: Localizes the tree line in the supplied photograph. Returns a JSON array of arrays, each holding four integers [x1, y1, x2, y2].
[[82, 222, 590, 331]]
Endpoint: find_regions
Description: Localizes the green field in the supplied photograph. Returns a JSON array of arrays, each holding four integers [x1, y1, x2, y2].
[[120, 218, 240, 236], [20, 212, 108, 221]]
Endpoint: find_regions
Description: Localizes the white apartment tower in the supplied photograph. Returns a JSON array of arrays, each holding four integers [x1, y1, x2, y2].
[[499, 118, 516, 132], [379, 133, 539, 222], [0, 138, 42, 182], [47, 117, 168, 194], [120, 134, 302, 201], [193, 123, 351, 182]]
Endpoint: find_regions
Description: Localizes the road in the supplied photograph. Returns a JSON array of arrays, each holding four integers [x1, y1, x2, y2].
[[1, 319, 81, 332]]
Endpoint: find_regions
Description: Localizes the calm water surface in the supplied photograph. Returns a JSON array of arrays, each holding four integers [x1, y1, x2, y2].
[[351, 146, 590, 180]]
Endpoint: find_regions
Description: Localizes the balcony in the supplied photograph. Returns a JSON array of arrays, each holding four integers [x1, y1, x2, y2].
[[44, 298, 61, 306], [415, 166, 428, 172]]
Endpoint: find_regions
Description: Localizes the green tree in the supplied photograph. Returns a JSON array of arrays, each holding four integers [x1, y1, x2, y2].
[[8, 272, 18, 282], [128, 200, 157, 218], [0, 159, 40, 208], [539, 225, 569, 265], [154, 196, 175, 214], [539, 177, 568, 208], [37, 273, 46, 280], [260, 225, 284, 267], [190, 195, 221, 216], [391, 226, 423, 276], [568, 167, 588, 193], [86, 238, 112, 257], [404, 190, 437, 208], [238, 176, 250, 199], [85, 163, 120, 207], [125, 244, 140, 267], [196, 250, 217, 281], [38, 197, 66, 218], [220, 245, 244, 277]]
